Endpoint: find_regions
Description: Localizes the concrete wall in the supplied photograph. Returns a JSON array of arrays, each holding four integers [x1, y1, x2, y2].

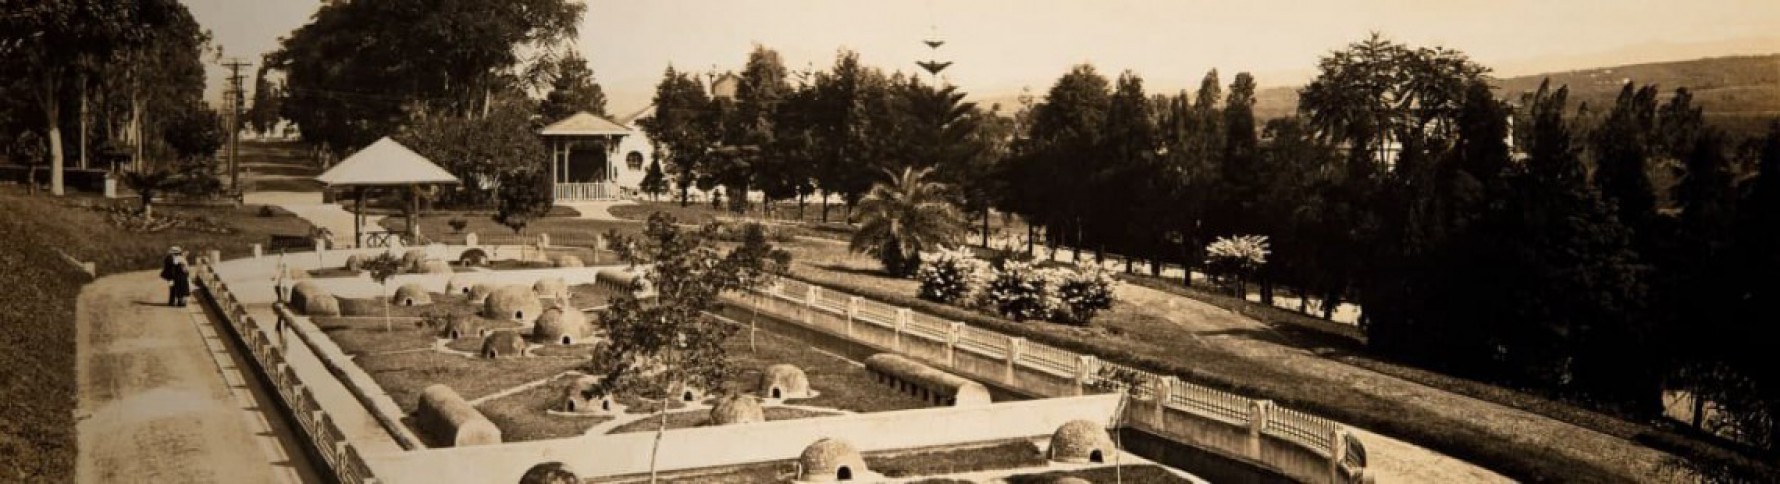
[[369, 394, 1122, 483]]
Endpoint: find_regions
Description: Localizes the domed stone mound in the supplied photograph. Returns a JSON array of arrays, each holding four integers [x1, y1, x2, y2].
[[419, 259, 453, 274], [285, 265, 311, 281], [798, 438, 870, 483], [532, 307, 594, 345], [1048, 420, 1115, 464], [344, 254, 365, 272], [415, 384, 501, 447], [305, 294, 341, 316], [709, 394, 765, 425], [445, 276, 474, 297], [468, 283, 498, 304], [559, 375, 621, 415], [392, 283, 433, 307], [290, 281, 330, 313], [401, 249, 429, 272], [484, 285, 543, 323], [759, 364, 812, 400], [532, 277, 569, 301], [518, 462, 578, 484], [459, 248, 489, 267], [552, 255, 583, 268], [481, 330, 526, 358], [440, 316, 485, 340]]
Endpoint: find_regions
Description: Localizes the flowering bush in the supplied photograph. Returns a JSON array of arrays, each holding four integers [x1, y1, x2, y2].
[[916, 246, 988, 305], [984, 261, 1064, 321], [1205, 234, 1270, 295], [1054, 265, 1118, 325]]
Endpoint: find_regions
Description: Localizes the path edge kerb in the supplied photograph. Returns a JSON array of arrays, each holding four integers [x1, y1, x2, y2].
[[195, 260, 386, 483]]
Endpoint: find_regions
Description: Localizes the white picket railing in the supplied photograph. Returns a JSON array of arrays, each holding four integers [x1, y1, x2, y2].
[[744, 278, 1360, 470], [554, 182, 618, 201], [197, 265, 381, 483]]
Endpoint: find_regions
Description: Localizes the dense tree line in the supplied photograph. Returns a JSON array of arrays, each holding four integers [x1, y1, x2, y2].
[[639, 36, 1780, 462], [638, 47, 1009, 228], [2, 0, 221, 195]]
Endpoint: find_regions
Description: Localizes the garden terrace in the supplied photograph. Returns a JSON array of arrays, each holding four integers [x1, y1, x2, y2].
[[756, 234, 1667, 482]]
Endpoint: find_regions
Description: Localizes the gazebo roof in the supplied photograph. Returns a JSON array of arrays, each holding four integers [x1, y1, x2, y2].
[[315, 137, 459, 186], [540, 111, 632, 137]]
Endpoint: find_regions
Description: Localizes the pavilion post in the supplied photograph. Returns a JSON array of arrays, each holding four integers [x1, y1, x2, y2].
[[355, 187, 366, 248], [408, 184, 420, 241]]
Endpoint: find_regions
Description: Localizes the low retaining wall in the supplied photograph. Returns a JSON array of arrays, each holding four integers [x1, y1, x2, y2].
[[195, 262, 382, 483], [371, 394, 1122, 483], [730, 278, 1371, 484]]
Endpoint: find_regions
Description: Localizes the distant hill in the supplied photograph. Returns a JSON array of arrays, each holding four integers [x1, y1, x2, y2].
[[1250, 55, 1780, 135]]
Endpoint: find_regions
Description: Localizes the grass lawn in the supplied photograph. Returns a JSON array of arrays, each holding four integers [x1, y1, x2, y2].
[[355, 350, 587, 415], [722, 321, 932, 413], [311, 316, 437, 355], [1001, 465, 1195, 484], [775, 234, 1673, 482], [867, 439, 1047, 478], [0, 186, 319, 481], [0, 188, 315, 276], [475, 375, 610, 442]]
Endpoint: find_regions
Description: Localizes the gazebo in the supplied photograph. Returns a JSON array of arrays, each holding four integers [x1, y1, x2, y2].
[[315, 137, 460, 247], [539, 111, 629, 201]]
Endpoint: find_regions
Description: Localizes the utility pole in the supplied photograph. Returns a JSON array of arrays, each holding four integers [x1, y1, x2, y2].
[[222, 57, 252, 192]]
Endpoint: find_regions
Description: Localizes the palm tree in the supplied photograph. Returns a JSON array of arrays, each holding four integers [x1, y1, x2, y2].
[[120, 168, 176, 218], [849, 167, 964, 277]]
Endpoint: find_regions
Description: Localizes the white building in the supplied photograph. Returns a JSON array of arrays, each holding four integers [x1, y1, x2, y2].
[[539, 107, 656, 201]]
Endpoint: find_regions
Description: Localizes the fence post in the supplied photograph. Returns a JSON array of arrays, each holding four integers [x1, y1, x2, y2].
[[1156, 376, 1178, 424], [1006, 337, 1026, 383], [946, 322, 964, 367], [208, 249, 222, 267], [894, 308, 910, 351], [1249, 400, 1274, 460], [846, 296, 859, 337], [252, 243, 263, 259], [1329, 427, 1349, 484], [1074, 355, 1098, 396]]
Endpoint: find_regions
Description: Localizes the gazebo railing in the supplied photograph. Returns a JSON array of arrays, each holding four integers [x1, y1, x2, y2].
[[555, 182, 618, 201]]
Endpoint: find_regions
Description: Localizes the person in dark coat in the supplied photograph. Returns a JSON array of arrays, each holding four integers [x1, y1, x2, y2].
[[161, 247, 191, 306]]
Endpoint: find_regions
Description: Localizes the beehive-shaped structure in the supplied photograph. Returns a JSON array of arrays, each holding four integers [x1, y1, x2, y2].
[[759, 364, 813, 400], [1048, 420, 1115, 464], [392, 283, 432, 307], [709, 394, 765, 425], [798, 438, 870, 483], [532, 277, 569, 301], [484, 285, 543, 323], [532, 307, 595, 345], [481, 330, 526, 358]]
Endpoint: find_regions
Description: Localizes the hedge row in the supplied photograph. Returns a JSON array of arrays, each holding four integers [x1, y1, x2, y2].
[[781, 270, 1634, 483]]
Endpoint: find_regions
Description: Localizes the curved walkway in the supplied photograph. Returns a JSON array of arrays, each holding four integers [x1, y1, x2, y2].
[[557, 199, 636, 222], [75, 270, 321, 483]]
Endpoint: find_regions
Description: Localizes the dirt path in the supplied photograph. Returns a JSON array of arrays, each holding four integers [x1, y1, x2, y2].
[[75, 270, 321, 484]]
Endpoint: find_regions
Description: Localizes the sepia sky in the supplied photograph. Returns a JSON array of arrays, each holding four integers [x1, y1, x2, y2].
[[189, 0, 1780, 113]]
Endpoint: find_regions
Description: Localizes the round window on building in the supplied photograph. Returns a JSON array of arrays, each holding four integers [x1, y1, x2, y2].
[[626, 151, 644, 170]]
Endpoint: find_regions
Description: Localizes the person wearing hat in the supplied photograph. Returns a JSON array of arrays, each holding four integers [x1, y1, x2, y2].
[[160, 247, 191, 307]]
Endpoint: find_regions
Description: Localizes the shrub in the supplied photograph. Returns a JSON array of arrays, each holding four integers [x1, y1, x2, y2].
[[1205, 234, 1269, 295], [1053, 265, 1118, 325], [447, 217, 468, 234], [915, 246, 987, 306], [984, 261, 1060, 322]]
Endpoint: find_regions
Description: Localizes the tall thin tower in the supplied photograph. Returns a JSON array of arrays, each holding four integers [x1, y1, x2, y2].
[[916, 25, 951, 85]]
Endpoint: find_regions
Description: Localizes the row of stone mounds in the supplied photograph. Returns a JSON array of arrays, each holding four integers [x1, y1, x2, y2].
[[551, 363, 816, 421]]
